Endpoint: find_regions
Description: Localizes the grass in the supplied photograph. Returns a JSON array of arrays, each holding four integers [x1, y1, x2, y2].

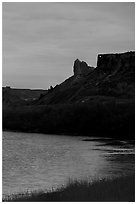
[[3, 175, 135, 202]]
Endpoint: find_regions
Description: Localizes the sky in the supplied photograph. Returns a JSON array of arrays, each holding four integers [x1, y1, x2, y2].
[[3, 2, 135, 89]]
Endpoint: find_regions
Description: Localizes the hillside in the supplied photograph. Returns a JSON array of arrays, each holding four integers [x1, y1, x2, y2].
[[36, 51, 135, 105], [3, 87, 47, 106]]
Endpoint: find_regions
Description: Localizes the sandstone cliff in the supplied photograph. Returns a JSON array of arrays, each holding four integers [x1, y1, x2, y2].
[[35, 51, 135, 105], [73, 59, 94, 77], [97, 51, 135, 75]]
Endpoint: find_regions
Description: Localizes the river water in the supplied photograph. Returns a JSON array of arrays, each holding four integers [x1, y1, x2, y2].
[[3, 131, 135, 197]]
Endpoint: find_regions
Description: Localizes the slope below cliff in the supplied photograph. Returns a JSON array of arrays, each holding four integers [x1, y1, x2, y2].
[[36, 51, 135, 105]]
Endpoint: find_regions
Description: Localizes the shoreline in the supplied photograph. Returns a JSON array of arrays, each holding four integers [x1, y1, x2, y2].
[[3, 129, 135, 142], [3, 174, 135, 202]]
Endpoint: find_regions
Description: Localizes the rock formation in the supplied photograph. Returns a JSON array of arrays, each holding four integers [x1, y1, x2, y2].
[[36, 51, 135, 105], [73, 59, 94, 77], [97, 51, 135, 74]]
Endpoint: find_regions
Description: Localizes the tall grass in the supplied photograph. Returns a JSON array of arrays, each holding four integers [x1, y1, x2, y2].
[[3, 175, 135, 202]]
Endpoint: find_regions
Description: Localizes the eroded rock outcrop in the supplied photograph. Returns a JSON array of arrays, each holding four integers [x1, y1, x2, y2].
[[73, 59, 94, 77]]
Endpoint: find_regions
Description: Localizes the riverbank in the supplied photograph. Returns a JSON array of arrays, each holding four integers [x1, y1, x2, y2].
[[3, 175, 135, 202], [3, 100, 135, 139]]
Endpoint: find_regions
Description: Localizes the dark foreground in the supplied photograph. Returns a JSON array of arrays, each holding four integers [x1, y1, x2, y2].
[[3, 100, 135, 139], [3, 175, 135, 202]]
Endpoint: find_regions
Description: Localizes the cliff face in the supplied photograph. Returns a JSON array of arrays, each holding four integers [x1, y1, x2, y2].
[[73, 59, 94, 77], [35, 51, 135, 105], [97, 51, 135, 75]]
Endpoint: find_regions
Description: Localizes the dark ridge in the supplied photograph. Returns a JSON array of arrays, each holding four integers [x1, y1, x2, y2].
[[2, 87, 47, 106]]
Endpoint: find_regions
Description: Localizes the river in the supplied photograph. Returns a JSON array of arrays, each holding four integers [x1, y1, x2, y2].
[[3, 131, 135, 197]]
